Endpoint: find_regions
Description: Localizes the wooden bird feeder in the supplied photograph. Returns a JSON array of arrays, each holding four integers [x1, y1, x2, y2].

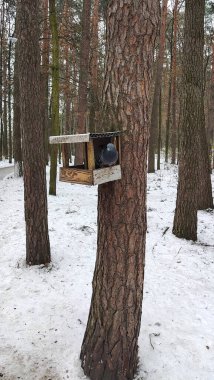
[[49, 131, 122, 186]]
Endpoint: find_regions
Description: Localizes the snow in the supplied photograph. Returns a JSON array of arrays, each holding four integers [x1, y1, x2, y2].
[[0, 159, 14, 168], [0, 163, 213, 380]]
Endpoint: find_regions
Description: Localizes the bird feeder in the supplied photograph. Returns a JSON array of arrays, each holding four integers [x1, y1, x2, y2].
[[49, 131, 122, 186]]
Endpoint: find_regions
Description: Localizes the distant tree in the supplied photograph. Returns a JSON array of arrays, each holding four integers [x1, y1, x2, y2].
[[49, 0, 60, 195], [75, 0, 91, 165], [80, 1, 159, 379], [171, 0, 179, 164], [17, 0, 51, 264], [13, 14, 23, 177], [173, 0, 212, 241], [148, 0, 168, 173]]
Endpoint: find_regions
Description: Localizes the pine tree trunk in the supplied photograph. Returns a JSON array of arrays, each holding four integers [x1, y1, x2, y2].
[[75, 0, 91, 165], [170, 0, 178, 164], [89, 0, 100, 132], [197, 119, 213, 209], [8, 36, 12, 163], [49, 0, 60, 195], [13, 15, 23, 178], [41, 0, 50, 165], [3, 32, 8, 159], [148, 0, 168, 173], [0, 4, 3, 161], [157, 89, 162, 170], [173, 0, 206, 241], [17, 0, 51, 265], [80, 2, 159, 380]]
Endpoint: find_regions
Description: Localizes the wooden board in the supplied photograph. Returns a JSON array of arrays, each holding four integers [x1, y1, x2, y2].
[[60, 167, 93, 185], [93, 165, 121, 185], [50, 133, 90, 145]]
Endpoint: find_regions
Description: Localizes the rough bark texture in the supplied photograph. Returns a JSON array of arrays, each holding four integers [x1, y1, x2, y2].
[[41, 0, 50, 164], [75, 0, 91, 164], [170, 0, 179, 164], [80, 1, 159, 380], [173, 0, 208, 241], [8, 33, 12, 163], [148, 0, 167, 173], [89, 0, 100, 132], [208, 40, 214, 169], [49, 0, 60, 195], [17, 0, 51, 265], [13, 25, 23, 178]]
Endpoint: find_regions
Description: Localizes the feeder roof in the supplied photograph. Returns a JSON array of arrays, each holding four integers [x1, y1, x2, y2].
[[49, 131, 122, 145]]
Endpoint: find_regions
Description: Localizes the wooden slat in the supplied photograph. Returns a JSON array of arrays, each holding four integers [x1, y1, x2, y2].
[[87, 141, 95, 170], [60, 167, 93, 185], [93, 165, 121, 185], [49, 133, 90, 144]]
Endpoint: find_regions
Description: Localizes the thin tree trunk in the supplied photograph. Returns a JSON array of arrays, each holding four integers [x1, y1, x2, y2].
[[41, 0, 50, 165], [89, 0, 100, 132], [13, 14, 23, 177], [170, 0, 179, 164], [49, 0, 59, 195], [75, 0, 91, 165], [173, 0, 206, 241], [3, 30, 8, 159], [80, 2, 159, 379], [148, 0, 168, 173], [17, 0, 51, 264], [8, 34, 12, 163], [157, 89, 162, 170]]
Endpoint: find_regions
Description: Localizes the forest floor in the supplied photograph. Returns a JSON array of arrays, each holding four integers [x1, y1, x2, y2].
[[0, 162, 213, 380]]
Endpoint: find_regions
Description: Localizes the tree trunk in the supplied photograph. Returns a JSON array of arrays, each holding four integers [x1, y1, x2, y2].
[[75, 0, 91, 165], [80, 2, 159, 380], [41, 0, 50, 165], [170, 0, 179, 164], [0, 2, 3, 161], [49, 0, 60, 195], [208, 39, 214, 169], [17, 0, 51, 265], [148, 0, 168, 173], [3, 30, 8, 159], [197, 116, 213, 209], [157, 89, 162, 170], [173, 0, 206, 241], [8, 34, 12, 163], [89, 0, 100, 132], [13, 14, 23, 178]]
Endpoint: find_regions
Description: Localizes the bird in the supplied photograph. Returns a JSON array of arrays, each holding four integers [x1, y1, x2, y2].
[[96, 143, 118, 168]]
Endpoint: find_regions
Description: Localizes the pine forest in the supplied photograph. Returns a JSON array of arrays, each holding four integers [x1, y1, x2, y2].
[[0, 0, 213, 379]]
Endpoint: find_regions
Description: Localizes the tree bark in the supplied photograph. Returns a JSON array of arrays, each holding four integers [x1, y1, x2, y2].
[[49, 0, 60, 195], [170, 0, 179, 164], [89, 0, 100, 132], [17, 0, 51, 265], [173, 0, 208, 241], [41, 0, 50, 165], [148, 0, 167, 173], [75, 0, 91, 165], [80, 2, 159, 380], [13, 21, 23, 178]]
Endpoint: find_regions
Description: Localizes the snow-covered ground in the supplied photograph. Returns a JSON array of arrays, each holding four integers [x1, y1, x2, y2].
[[0, 163, 213, 380]]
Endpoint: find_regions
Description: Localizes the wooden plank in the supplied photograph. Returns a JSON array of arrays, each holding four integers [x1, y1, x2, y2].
[[49, 133, 90, 144], [87, 141, 95, 170], [93, 165, 121, 185], [60, 167, 93, 185]]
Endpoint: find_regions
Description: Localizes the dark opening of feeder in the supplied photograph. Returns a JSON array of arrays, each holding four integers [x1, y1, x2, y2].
[[95, 143, 118, 168]]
